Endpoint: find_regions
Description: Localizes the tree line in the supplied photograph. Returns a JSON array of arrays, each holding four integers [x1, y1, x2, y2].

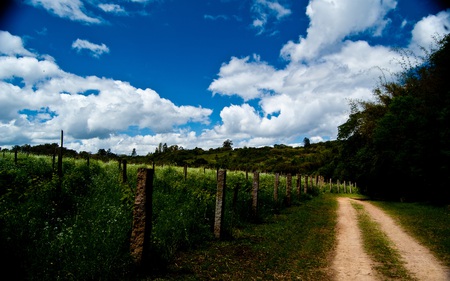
[[336, 34, 450, 203]]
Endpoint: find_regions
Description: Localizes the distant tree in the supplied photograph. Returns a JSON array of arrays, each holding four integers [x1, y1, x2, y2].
[[303, 137, 311, 148], [222, 139, 233, 150], [131, 148, 137, 157], [97, 148, 107, 156]]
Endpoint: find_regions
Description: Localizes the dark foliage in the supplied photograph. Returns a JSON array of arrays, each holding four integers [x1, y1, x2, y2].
[[337, 34, 450, 203]]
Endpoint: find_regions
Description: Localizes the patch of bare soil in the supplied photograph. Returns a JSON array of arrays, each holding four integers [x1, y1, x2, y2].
[[355, 199, 450, 281], [333, 197, 379, 280], [333, 197, 450, 281]]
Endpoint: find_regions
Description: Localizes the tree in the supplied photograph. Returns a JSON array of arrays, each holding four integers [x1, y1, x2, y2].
[[131, 148, 137, 157], [222, 139, 233, 150], [337, 34, 450, 202], [303, 137, 311, 148]]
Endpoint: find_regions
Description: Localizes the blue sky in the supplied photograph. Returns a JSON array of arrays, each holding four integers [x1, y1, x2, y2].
[[0, 0, 449, 155]]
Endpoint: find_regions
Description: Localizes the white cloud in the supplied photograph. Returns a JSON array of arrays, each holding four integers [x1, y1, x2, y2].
[[410, 10, 450, 54], [28, 0, 102, 24], [0, 31, 35, 57], [72, 39, 110, 57], [280, 0, 397, 62], [207, 0, 414, 147], [0, 32, 212, 154], [208, 55, 284, 101], [251, 0, 292, 34], [98, 3, 127, 15], [207, 5, 449, 149]]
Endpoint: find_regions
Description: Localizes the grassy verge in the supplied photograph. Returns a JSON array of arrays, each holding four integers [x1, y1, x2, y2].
[[149, 194, 338, 280], [351, 202, 414, 280], [371, 201, 450, 267]]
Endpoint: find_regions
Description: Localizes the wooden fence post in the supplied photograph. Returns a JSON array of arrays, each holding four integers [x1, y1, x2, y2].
[[337, 180, 340, 193], [122, 160, 128, 183], [296, 174, 301, 199], [233, 182, 240, 212], [329, 178, 332, 192], [274, 173, 279, 204], [184, 165, 187, 181], [214, 170, 226, 239], [130, 168, 154, 268], [252, 171, 260, 220], [58, 130, 63, 179], [304, 175, 308, 194], [286, 173, 292, 206], [349, 182, 353, 193]]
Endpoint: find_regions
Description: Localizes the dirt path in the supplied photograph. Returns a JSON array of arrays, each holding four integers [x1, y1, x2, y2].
[[333, 197, 379, 280], [333, 197, 450, 281]]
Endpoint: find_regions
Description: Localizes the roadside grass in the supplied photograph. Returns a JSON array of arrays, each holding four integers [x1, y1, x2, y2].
[[149, 194, 338, 280], [371, 200, 450, 267], [351, 202, 415, 280]]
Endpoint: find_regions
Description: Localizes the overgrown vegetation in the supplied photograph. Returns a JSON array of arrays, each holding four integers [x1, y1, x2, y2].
[[0, 153, 331, 280], [337, 34, 450, 202], [156, 194, 337, 280]]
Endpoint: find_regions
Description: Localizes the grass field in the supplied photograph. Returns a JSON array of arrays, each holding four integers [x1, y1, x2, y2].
[[2, 153, 449, 280]]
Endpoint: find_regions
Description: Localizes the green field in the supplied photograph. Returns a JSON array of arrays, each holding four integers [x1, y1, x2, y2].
[[1, 153, 449, 280]]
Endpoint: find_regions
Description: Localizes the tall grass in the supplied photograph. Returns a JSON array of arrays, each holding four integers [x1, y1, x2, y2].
[[0, 155, 335, 279], [0, 156, 133, 280]]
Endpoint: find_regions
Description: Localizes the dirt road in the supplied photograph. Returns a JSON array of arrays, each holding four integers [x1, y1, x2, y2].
[[333, 197, 450, 281]]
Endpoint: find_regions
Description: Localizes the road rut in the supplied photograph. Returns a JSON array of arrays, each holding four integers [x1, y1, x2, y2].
[[333, 197, 450, 281]]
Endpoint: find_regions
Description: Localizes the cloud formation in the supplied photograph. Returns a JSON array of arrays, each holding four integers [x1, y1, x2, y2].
[[251, 0, 292, 34], [281, 0, 397, 62], [72, 39, 110, 57], [28, 0, 102, 24], [207, 1, 450, 148], [0, 31, 35, 57], [0, 31, 212, 153], [2, 2, 450, 154], [98, 3, 128, 15]]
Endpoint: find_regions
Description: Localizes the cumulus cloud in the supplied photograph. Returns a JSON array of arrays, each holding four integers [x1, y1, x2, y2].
[[28, 0, 102, 24], [207, 1, 450, 147], [410, 10, 450, 54], [208, 55, 284, 101], [72, 39, 110, 57], [0, 31, 35, 57], [280, 0, 397, 62], [0, 32, 212, 154]]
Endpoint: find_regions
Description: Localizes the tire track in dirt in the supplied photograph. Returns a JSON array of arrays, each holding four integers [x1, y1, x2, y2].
[[354, 199, 450, 281], [333, 197, 379, 281]]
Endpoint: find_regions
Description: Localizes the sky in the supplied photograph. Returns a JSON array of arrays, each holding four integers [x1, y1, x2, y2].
[[0, 0, 449, 155]]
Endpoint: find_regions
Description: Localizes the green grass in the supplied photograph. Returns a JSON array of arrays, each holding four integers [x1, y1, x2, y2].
[[150, 194, 338, 280], [371, 200, 450, 267], [352, 202, 415, 280]]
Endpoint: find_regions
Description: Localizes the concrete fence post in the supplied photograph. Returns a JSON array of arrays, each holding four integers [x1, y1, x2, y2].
[[130, 168, 154, 268]]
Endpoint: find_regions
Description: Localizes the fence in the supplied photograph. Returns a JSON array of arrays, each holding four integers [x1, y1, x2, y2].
[[129, 166, 357, 268]]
